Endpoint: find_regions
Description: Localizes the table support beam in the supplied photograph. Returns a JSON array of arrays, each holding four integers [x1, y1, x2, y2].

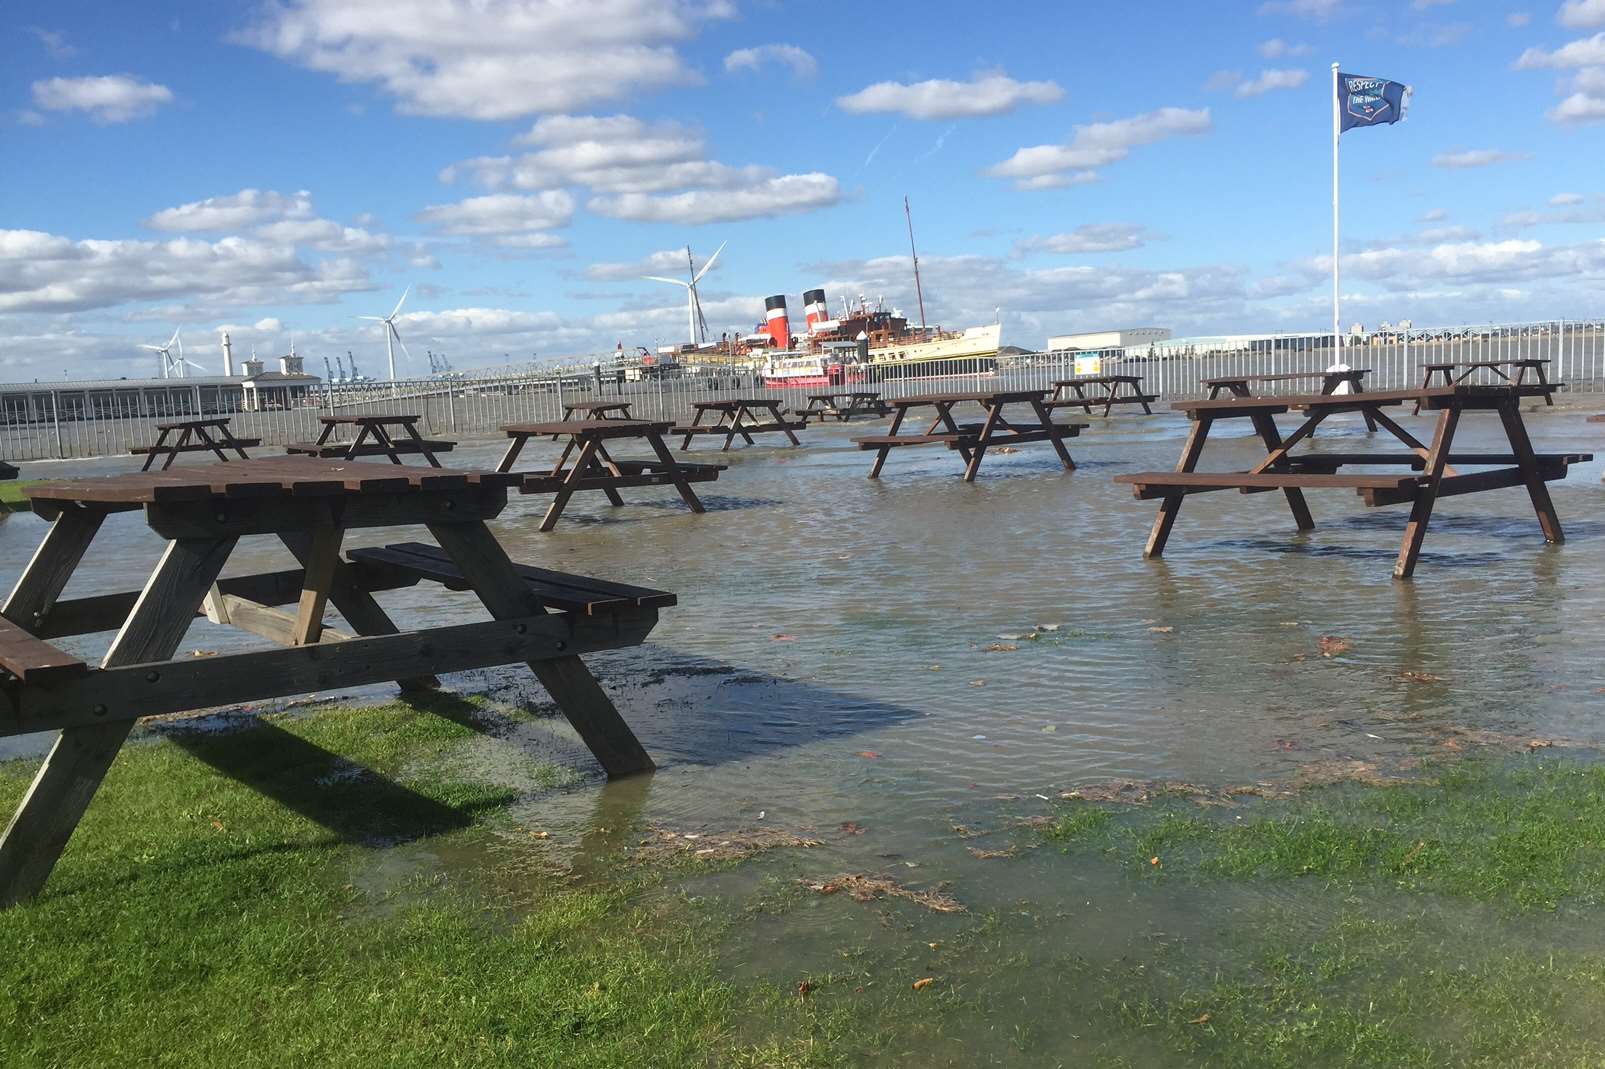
[[1394, 404, 1461, 579]]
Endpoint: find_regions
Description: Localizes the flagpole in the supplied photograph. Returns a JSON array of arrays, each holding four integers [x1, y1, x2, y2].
[[1331, 62, 1341, 359]]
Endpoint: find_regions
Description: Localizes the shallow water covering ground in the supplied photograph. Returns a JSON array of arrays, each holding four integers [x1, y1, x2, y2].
[[4, 403, 1605, 1065]]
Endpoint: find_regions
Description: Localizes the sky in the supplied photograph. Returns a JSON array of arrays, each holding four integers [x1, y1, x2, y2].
[[5, 0, 1605, 381]]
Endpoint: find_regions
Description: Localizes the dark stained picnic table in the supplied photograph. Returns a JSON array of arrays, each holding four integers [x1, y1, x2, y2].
[[1204, 368, 1377, 432], [800, 391, 891, 422], [131, 416, 261, 471], [672, 398, 805, 451], [1414, 358, 1553, 412], [1047, 375, 1157, 417], [496, 419, 723, 530], [0, 461, 15, 481], [559, 399, 634, 422], [851, 389, 1087, 482], [1113, 384, 1588, 579], [286, 413, 453, 466], [0, 456, 673, 906]]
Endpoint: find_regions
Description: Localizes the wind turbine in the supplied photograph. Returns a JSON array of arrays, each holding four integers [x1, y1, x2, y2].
[[141, 326, 188, 379], [358, 285, 412, 381], [644, 242, 724, 347]]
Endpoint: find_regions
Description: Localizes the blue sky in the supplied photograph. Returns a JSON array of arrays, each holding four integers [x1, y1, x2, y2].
[[5, 0, 1605, 379]]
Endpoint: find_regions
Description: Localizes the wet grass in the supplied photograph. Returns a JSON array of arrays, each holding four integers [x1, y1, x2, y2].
[[0, 699, 786, 1068], [1037, 755, 1605, 911]]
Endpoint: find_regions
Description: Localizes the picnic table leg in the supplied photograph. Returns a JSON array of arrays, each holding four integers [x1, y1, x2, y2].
[[278, 533, 439, 692], [371, 425, 405, 465], [0, 535, 236, 907], [426, 521, 654, 778], [194, 425, 231, 464], [589, 440, 628, 507], [1029, 397, 1076, 472], [1533, 362, 1555, 405], [1497, 397, 1564, 543], [161, 427, 195, 471], [400, 421, 445, 467], [774, 404, 801, 445], [646, 432, 706, 514], [341, 423, 376, 462], [142, 427, 171, 471], [291, 507, 344, 645], [1350, 378, 1379, 433], [221, 425, 251, 460], [930, 402, 974, 466], [1394, 403, 1462, 579], [868, 407, 907, 479], [1412, 369, 1437, 415], [496, 434, 529, 473], [679, 408, 707, 450], [1101, 384, 1118, 418], [961, 401, 1006, 481], [539, 437, 605, 531], [1145, 416, 1212, 558], [1250, 412, 1314, 531]]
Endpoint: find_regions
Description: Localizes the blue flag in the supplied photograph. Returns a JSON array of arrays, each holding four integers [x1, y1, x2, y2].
[[1337, 73, 1412, 133]]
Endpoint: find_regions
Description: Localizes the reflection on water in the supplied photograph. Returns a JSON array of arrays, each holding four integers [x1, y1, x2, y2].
[[4, 407, 1605, 1059]]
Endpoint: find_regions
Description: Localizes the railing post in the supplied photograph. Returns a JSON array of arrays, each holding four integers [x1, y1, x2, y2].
[[49, 390, 63, 459]]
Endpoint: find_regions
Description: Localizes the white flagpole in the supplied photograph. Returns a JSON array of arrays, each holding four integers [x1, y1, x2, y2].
[[1332, 62, 1342, 359]]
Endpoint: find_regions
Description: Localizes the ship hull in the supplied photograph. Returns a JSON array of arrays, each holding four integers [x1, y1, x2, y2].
[[864, 355, 998, 382], [762, 367, 869, 389], [864, 323, 1001, 382]]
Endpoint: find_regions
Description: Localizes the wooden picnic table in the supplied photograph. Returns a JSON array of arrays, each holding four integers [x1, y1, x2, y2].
[[800, 391, 891, 423], [1415, 358, 1553, 412], [0, 461, 15, 481], [1113, 385, 1589, 579], [672, 398, 805, 451], [851, 389, 1087, 482], [497, 419, 724, 530], [0, 456, 671, 906], [1047, 375, 1157, 417], [1204, 368, 1377, 432], [286, 414, 453, 466], [130, 416, 261, 471]]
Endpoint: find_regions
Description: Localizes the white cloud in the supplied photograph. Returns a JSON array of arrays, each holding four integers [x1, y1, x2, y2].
[[145, 189, 315, 232], [415, 192, 575, 244], [1338, 239, 1546, 280], [252, 218, 391, 254], [30, 75, 173, 123], [1560, 0, 1605, 28], [1508, 11, 1532, 25], [585, 249, 719, 281], [1551, 89, 1605, 120], [986, 107, 1212, 189], [29, 27, 76, 58], [235, 0, 731, 120], [588, 173, 841, 224], [1420, 208, 1448, 221], [441, 112, 843, 225], [1516, 31, 1605, 67], [836, 73, 1064, 119], [1014, 224, 1156, 255], [724, 44, 816, 79], [1551, 191, 1587, 204], [1257, 0, 1343, 17], [0, 228, 375, 315], [1258, 38, 1310, 58], [1430, 148, 1529, 167], [1233, 68, 1310, 97]]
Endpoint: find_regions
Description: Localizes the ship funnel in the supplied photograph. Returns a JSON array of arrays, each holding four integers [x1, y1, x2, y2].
[[803, 288, 829, 332], [764, 294, 792, 351]]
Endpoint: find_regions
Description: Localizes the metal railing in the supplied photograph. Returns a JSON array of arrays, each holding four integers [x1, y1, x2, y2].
[[1, 318, 1600, 462]]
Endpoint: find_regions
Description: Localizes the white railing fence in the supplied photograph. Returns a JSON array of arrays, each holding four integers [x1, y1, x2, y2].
[[2, 319, 1600, 462]]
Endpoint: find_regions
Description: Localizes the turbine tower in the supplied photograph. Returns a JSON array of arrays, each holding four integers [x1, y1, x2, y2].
[[644, 241, 724, 347], [358, 285, 412, 381]]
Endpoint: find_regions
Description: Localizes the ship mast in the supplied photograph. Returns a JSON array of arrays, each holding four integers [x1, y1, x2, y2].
[[904, 195, 927, 330]]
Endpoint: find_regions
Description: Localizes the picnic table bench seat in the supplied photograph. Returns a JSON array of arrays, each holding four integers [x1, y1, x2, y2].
[[131, 437, 263, 456], [346, 542, 675, 616], [0, 617, 86, 683]]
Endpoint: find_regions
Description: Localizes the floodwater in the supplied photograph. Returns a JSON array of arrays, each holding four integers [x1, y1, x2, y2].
[[5, 402, 1605, 1063]]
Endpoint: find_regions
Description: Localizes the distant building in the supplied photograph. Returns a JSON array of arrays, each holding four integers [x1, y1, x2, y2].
[[1047, 328, 1172, 352], [0, 354, 320, 424]]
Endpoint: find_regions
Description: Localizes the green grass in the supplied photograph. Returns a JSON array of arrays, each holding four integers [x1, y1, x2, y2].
[[1036, 756, 1605, 910], [0, 698, 790, 1068]]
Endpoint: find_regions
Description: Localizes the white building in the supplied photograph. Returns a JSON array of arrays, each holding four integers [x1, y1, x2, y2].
[[1047, 327, 1172, 352]]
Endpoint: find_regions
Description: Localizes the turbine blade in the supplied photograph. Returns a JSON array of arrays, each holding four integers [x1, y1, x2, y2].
[[693, 240, 726, 283], [391, 323, 414, 365], [642, 275, 691, 287], [357, 315, 385, 321], [167, 326, 181, 348], [390, 284, 411, 319]]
